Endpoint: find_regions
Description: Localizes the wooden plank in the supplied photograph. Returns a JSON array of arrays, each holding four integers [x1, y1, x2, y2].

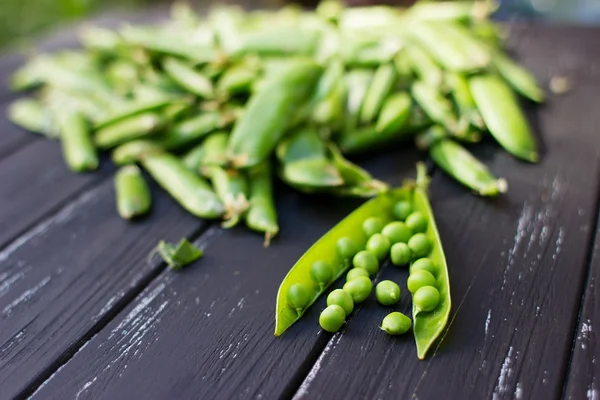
[[28, 148, 422, 399], [564, 219, 600, 400], [0, 140, 107, 249], [289, 25, 600, 400], [0, 178, 207, 400]]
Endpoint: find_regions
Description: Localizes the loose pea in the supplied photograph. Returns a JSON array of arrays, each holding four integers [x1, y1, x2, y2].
[[353, 250, 379, 275], [410, 258, 437, 275], [327, 289, 354, 316], [343, 276, 372, 303], [366, 233, 391, 261], [407, 270, 437, 293], [310, 260, 333, 288], [380, 312, 412, 335], [337, 236, 359, 259], [347, 268, 369, 281], [408, 233, 432, 258], [319, 304, 346, 333], [413, 286, 440, 312], [375, 280, 401, 306], [406, 211, 428, 233], [393, 200, 412, 221], [287, 283, 312, 313], [390, 243, 411, 266], [382, 221, 412, 244], [363, 217, 384, 237]]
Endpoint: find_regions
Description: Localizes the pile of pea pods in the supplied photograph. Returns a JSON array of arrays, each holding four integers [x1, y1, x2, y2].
[[8, 0, 543, 244]]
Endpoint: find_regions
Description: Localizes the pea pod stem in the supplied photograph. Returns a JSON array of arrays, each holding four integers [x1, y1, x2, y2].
[[114, 165, 152, 219]]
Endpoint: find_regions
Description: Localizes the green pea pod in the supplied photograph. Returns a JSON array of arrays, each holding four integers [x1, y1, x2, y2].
[[344, 69, 373, 131], [8, 99, 58, 138], [328, 144, 388, 197], [445, 72, 485, 130], [411, 81, 463, 138], [375, 91, 412, 134], [359, 63, 397, 124], [343, 39, 402, 67], [56, 111, 98, 172], [141, 151, 224, 219], [200, 131, 230, 169], [472, 21, 507, 48], [414, 125, 448, 151], [404, 44, 444, 88], [79, 25, 123, 53], [245, 162, 279, 246], [408, 0, 497, 22], [217, 60, 260, 95], [94, 98, 172, 130], [94, 113, 165, 149], [408, 20, 485, 73], [162, 57, 214, 99], [205, 166, 250, 228], [410, 163, 451, 359], [182, 142, 207, 172], [276, 127, 328, 164], [430, 138, 507, 196], [120, 26, 217, 63], [111, 140, 162, 166], [114, 165, 152, 219], [43, 88, 109, 124], [208, 6, 245, 55], [491, 48, 545, 103], [434, 21, 491, 68], [227, 59, 322, 168], [163, 101, 194, 122], [154, 111, 225, 150], [281, 158, 344, 190], [275, 186, 406, 336], [106, 60, 141, 94], [312, 59, 345, 106], [234, 27, 321, 56], [469, 74, 538, 162]]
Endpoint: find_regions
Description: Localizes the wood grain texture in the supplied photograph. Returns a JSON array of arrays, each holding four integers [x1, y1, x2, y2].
[[291, 25, 600, 400], [0, 178, 207, 399], [564, 219, 600, 400], [29, 148, 422, 400]]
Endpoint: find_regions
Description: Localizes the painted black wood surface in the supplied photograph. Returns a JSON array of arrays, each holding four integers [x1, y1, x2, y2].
[[0, 12, 599, 400]]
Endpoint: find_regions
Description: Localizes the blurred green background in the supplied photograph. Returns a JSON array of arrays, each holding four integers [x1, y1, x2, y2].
[[1, 0, 599, 51]]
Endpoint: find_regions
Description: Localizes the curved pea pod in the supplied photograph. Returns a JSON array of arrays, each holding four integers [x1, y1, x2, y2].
[[140, 151, 224, 219], [114, 165, 152, 219], [342, 38, 402, 67], [205, 166, 250, 228], [404, 44, 444, 89], [359, 63, 397, 125], [408, 0, 497, 22], [162, 57, 214, 99], [469, 74, 539, 162], [234, 27, 321, 57], [491, 48, 545, 103], [344, 69, 373, 131], [410, 163, 451, 360], [430, 138, 507, 196], [376, 91, 412, 134], [94, 112, 166, 150], [182, 142, 207, 172], [328, 144, 388, 197], [245, 162, 279, 246], [8, 99, 58, 138], [434, 21, 491, 68], [199, 131, 230, 169], [411, 81, 464, 139], [111, 140, 162, 166], [94, 97, 172, 131], [227, 59, 322, 168], [408, 20, 486, 73], [56, 112, 98, 172], [274, 187, 406, 336], [217, 59, 260, 96], [445, 72, 485, 130], [154, 111, 227, 150]]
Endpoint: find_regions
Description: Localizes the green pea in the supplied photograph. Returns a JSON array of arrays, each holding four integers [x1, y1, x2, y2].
[[319, 304, 346, 333], [413, 286, 440, 312], [375, 280, 401, 306], [407, 270, 437, 293], [406, 211, 428, 233], [381, 221, 412, 244], [380, 312, 412, 335], [327, 289, 354, 316], [408, 233, 432, 258], [366, 233, 391, 261], [337, 236, 359, 259], [363, 217, 384, 237], [410, 258, 437, 275], [390, 242, 411, 266], [393, 200, 412, 220], [287, 283, 312, 313], [310, 260, 333, 288], [353, 250, 379, 275], [347, 268, 370, 281], [343, 276, 372, 303]]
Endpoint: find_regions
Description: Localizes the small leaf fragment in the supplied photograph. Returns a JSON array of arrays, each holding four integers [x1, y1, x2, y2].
[[157, 238, 203, 270]]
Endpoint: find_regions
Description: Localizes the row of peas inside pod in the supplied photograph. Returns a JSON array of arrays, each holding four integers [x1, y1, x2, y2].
[[7, 0, 543, 248], [276, 164, 450, 359]]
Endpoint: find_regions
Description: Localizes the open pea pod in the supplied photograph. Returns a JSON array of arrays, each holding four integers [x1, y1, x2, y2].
[[409, 164, 451, 360], [275, 187, 402, 336]]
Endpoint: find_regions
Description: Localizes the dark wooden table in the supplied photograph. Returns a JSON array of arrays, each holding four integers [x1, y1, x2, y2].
[[1, 10, 600, 400]]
